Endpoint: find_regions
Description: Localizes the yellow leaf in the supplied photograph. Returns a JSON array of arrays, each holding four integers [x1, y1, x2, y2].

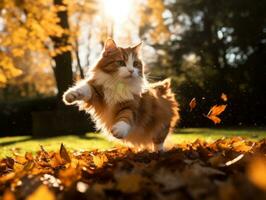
[[12, 48, 25, 57], [232, 141, 253, 152], [92, 154, 108, 168], [0, 73, 7, 84], [26, 185, 55, 200]]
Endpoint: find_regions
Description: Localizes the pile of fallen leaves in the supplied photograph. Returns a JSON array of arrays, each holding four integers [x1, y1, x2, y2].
[[1, 137, 266, 200]]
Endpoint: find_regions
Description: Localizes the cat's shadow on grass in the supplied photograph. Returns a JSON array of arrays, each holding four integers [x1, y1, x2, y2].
[[0, 134, 99, 147]]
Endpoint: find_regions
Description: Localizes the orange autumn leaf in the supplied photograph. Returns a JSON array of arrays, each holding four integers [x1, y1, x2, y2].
[[206, 104, 227, 124], [26, 185, 55, 200], [93, 154, 108, 168], [3, 190, 16, 200], [189, 98, 197, 112], [247, 156, 266, 191], [221, 93, 228, 102], [207, 115, 221, 124]]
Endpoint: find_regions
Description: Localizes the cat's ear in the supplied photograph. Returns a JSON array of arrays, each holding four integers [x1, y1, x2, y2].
[[104, 38, 117, 55], [132, 42, 142, 55]]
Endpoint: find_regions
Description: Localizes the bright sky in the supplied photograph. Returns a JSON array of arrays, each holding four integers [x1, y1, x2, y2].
[[100, 0, 138, 45], [101, 0, 133, 25], [80, 0, 156, 71]]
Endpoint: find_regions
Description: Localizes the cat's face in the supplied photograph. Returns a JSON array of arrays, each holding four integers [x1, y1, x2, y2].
[[94, 39, 144, 81]]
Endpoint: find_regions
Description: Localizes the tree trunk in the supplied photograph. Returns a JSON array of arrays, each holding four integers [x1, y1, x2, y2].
[[52, 0, 73, 107]]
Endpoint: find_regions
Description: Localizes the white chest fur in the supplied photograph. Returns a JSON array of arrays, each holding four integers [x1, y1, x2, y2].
[[93, 71, 146, 105]]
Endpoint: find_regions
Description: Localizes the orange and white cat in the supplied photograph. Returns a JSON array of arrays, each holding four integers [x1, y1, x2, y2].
[[63, 39, 180, 151]]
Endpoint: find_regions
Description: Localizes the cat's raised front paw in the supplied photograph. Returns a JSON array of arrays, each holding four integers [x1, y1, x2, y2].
[[111, 121, 131, 139], [63, 90, 84, 105]]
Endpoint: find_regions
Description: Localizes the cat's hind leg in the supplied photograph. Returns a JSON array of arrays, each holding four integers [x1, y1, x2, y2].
[[63, 80, 92, 105]]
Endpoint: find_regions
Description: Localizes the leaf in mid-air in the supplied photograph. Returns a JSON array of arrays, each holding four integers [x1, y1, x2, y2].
[[189, 98, 197, 112], [221, 93, 228, 102], [206, 104, 227, 124]]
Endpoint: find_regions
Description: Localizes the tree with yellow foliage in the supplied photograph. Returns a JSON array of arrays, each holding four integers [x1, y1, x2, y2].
[[0, 0, 97, 101]]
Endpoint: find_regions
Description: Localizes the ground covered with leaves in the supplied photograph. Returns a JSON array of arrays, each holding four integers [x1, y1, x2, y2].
[[1, 137, 266, 200]]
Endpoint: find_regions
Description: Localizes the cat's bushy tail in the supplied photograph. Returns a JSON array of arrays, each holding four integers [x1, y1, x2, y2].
[[150, 78, 172, 95]]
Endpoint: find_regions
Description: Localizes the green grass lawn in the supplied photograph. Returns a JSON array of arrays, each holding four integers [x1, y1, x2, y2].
[[0, 128, 265, 158]]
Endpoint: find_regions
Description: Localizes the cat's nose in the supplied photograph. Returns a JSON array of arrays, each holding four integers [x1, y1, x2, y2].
[[128, 69, 134, 74]]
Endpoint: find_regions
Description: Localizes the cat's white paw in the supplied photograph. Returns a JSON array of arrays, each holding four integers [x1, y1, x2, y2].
[[111, 121, 131, 139], [63, 82, 91, 105], [63, 90, 84, 104]]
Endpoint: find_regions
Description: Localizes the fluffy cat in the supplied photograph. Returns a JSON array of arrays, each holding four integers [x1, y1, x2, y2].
[[63, 39, 180, 151]]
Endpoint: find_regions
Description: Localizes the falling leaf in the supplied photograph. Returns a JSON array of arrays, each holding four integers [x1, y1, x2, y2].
[[189, 98, 197, 112], [207, 115, 221, 124], [60, 143, 71, 163], [247, 156, 266, 191], [26, 185, 55, 200], [221, 93, 228, 102], [206, 104, 227, 124]]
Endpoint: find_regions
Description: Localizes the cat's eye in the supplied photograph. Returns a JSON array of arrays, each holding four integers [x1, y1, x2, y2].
[[133, 61, 140, 67], [116, 60, 126, 66]]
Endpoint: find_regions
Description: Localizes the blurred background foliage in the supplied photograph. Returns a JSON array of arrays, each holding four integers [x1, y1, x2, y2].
[[0, 0, 265, 134]]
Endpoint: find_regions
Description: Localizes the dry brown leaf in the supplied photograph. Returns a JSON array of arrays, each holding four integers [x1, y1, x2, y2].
[[208, 153, 226, 167], [232, 141, 253, 152], [26, 185, 55, 200], [25, 152, 34, 161], [116, 173, 143, 193], [59, 166, 80, 187], [1, 139, 266, 199], [5, 157, 14, 169], [92, 154, 108, 168], [0, 172, 15, 184], [60, 143, 71, 163], [189, 98, 197, 112], [221, 93, 228, 102], [206, 104, 227, 124], [154, 168, 185, 191]]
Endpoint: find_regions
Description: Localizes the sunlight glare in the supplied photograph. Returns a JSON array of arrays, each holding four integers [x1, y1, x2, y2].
[[101, 0, 133, 24]]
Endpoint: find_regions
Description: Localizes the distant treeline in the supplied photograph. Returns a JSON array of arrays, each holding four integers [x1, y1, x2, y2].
[[0, 92, 264, 136]]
